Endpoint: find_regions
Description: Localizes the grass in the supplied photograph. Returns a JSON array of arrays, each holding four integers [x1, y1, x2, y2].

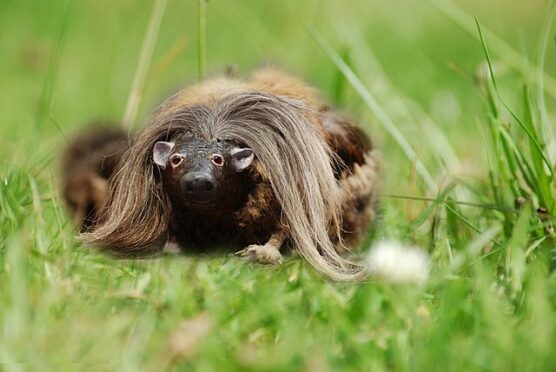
[[1, 0, 556, 370]]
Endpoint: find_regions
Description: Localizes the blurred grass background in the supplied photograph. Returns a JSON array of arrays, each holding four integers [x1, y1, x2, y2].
[[1, 0, 556, 370]]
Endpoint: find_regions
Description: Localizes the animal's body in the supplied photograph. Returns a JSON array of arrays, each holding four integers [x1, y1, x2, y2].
[[63, 68, 379, 280]]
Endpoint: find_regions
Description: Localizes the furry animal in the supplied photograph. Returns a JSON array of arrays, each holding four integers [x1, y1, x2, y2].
[[62, 124, 128, 232], [64, 68, 379, 281]]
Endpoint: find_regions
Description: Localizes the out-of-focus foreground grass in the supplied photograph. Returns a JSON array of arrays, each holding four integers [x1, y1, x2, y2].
[[1, 0, 555, 370]]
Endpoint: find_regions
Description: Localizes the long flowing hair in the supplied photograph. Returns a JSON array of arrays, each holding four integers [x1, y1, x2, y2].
[[81, 92, 366, 280]]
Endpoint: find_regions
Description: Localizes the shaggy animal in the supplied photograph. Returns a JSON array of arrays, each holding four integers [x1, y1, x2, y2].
[[64, 69, 379, 280], [62, 124, 128, 232]]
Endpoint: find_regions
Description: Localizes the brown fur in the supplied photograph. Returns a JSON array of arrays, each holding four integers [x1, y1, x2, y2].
[[62, 124, 128, 231], [233, 168, 282, 244], [67, 68, 379, 281]]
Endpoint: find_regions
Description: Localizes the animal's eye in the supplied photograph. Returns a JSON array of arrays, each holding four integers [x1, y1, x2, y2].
[[169, 154, 184, 168], [211, 154, 225, 167]]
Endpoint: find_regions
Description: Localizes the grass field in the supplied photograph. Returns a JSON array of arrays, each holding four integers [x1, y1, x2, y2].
[[1, 0, 556, 370]]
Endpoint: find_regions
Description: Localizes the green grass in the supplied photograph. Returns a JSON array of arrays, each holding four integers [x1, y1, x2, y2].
[[1, 0, 556, 370]]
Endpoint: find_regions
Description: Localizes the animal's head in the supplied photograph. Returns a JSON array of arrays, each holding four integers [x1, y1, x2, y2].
[[152, 132, 254, 211]]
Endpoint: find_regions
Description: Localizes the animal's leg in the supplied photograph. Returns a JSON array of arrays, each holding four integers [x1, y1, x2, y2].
[[236, 231, 286, 265], [89, 175, 108, 212], [67, 171, 108, 230]]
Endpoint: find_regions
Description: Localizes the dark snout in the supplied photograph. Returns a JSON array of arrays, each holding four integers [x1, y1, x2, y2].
[[181, 172, 215, 201]]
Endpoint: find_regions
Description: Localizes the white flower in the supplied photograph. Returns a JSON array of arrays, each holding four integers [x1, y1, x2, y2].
[[366, 240, 430, 285]]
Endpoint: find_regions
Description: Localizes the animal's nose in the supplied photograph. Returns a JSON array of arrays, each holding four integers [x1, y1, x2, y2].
[[182, 172, 215, 200]]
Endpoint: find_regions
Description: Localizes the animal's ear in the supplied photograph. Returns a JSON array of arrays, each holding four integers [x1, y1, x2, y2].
[[230, 147, 254, 172], [153, 141, 175, 168]]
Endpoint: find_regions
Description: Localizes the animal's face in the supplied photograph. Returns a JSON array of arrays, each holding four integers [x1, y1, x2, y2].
[[152, 132, 254, 210]]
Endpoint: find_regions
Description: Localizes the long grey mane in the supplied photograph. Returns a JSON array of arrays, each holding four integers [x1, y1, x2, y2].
[[81, 92, 366, 280]]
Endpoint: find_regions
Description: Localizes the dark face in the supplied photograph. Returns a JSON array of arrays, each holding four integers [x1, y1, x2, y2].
[[153, 132, 255, 212]]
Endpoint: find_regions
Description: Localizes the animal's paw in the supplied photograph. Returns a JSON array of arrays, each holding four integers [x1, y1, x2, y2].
[[236, 244, 282, 265], [163, 241, 182, 254]]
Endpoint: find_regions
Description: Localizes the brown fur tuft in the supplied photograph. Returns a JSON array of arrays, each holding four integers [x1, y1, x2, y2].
[[62, 124, 128, 232]]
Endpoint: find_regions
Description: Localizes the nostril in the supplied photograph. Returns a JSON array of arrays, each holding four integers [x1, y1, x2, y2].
[[185, 182, 194, 192], [204, 180, 214, 191]]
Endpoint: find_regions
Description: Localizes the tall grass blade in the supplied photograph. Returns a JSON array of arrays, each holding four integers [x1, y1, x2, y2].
[[122, 0, 167, 130], [449, 224, 502, 273], [507, 206, 530, 293], [445, 203, 502, 247], [36, 0, 72, 130], [476, 18, 554, 178], [536, 2, 556, 133], [409, 183, 457, 228], [309, 28, 438, 192], [198, 0, 207, 80], [331, 5, 460, 170], [428, 0, 556, 99]]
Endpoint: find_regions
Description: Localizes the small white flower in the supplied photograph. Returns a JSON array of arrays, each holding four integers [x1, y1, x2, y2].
[[366, 240, 430, 285]]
